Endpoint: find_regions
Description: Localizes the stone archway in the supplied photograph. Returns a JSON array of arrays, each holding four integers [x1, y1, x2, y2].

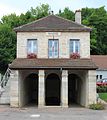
[[68, 74, 81, 106], [45, 73, 61, 106], [22, 73, 38, 106]]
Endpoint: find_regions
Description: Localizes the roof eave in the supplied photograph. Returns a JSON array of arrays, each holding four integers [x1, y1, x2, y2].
[[14, 29, 91, 32], [9, 66, 97, 70]]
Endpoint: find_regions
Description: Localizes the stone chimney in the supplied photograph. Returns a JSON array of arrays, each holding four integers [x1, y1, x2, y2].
[[75, 10, 81, 24]]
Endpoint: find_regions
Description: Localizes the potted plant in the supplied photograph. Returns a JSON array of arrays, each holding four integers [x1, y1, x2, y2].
[[70, 52, 80, 59], [27, 53, 37, 59]]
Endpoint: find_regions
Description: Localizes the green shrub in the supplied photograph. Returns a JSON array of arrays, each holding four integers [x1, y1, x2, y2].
[[97, 86, 107, 93], [89, 102, 105, 110]]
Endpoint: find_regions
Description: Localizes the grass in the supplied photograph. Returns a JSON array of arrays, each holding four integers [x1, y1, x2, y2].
[[99, 93, 107, 102]]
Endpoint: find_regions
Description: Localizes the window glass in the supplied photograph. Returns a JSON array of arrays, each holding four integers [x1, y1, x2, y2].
[[48, 40, 53, 58], [70, 39, 80, 54], [27, 39, 37, 54], [48, 39, 58, 58], [75, 41, 80, 53], [70, 40, 74, 53], [54, 40, 58, 58], [100, 75, 102, 79], [96, 75, 98, 80]]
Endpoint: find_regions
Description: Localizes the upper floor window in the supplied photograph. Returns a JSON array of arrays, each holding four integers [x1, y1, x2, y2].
[[48, 39, 59, 58], [96, 75, 98, 80], [100, 75, 102, 79], [27, 39, 37, 58], [69, 39, 80, 54]]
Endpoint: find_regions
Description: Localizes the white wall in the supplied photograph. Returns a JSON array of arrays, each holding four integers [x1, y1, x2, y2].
[[96, 70, 107, 81]]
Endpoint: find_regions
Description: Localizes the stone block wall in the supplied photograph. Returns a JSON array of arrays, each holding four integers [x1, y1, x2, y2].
[[10, 70, 19, 107], [87, 70, 96, 105], [17, 32, 90, 58]]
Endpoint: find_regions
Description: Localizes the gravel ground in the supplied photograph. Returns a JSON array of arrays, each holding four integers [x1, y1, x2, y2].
[[0, 105, 107, 120]]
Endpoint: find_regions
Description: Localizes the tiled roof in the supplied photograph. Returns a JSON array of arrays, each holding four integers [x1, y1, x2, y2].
[[91, 55, 107, 70], [9, 58, 97, 70], [14, 15, 91, 32]]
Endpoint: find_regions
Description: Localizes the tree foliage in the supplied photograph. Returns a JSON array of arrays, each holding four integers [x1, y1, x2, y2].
[[58, 7, 75, 21], [82, 6, 107, 55], [30, 4, 51, 19], [0, 24, 16, 73]]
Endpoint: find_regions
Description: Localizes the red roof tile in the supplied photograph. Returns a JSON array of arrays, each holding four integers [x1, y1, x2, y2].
[[91, 55, 107, 70]]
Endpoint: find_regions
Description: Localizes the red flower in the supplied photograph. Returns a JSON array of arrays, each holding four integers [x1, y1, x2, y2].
[[70, 52, 80, 59], [27, 53, 37, 59]]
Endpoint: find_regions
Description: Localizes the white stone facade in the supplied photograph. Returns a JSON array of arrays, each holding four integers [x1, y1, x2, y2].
[[17, 32, 90, 59]]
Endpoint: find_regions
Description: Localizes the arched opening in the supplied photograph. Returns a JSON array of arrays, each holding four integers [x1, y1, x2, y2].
[[68, 74, 81, 106], [45, 73, 61, 106], [24, 73, 38, 106]]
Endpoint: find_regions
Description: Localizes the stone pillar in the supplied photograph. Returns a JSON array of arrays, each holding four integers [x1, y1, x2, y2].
[[10, 70, 19, 107], [38, 70, 45, 107], [61, 70, 68, 107], [86, 70, 96, 106]]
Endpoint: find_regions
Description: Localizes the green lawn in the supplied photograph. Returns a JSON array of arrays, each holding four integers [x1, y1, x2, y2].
[[99, 93, 107, 102]]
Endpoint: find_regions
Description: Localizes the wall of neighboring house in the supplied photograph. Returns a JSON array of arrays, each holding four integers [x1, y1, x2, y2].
[[96, 70, 107, 81], [17, 32, 90, 59]]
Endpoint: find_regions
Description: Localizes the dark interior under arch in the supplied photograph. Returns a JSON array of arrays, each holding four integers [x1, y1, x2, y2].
[[45, 73, 61, 106]]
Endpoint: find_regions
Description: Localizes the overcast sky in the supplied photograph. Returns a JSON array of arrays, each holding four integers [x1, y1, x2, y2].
[[0, 0, 107, 19]]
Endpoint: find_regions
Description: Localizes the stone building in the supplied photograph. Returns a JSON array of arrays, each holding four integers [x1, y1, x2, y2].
[[9, 11, 97, 108], [91, 55, 107, 81]]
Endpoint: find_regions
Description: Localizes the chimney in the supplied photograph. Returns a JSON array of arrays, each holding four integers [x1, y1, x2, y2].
[[75, 10, 81, 24]]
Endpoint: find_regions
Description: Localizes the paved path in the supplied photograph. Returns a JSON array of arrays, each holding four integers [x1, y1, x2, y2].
[[0, 105, 107, 120]]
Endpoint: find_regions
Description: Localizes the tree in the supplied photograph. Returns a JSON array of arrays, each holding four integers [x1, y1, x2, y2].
[[0, 24, 16, 73], [30, 4, 51, 19], [82, 6, 107, 55], [19, 11, 35, 25], [58, 7, 74, 21], [1, 13, 20, 28]]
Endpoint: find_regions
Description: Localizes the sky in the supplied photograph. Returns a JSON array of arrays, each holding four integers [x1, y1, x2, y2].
[[0, 0, 107, 19]]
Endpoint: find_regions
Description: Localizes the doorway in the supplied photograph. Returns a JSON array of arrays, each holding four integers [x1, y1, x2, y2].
[[24, 73, 38, 106], [45, 73, 61, 106], [68, 74, 81, 106]]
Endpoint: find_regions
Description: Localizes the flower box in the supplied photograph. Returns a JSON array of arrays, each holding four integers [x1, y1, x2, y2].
[[70, 52, 80, 59], [27, 53, 37, 59]]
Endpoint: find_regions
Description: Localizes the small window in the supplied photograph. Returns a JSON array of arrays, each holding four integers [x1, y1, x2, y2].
[[100, 75, 102, 79], [27, 39, 37, 54], [96, 75, 98, 80], [48, 39, 59, 58], [69, 39, 80, 54]]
